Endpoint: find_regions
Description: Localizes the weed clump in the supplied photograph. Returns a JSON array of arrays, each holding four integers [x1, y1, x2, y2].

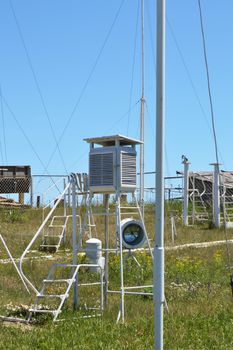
[[3, 209, 27, 223]]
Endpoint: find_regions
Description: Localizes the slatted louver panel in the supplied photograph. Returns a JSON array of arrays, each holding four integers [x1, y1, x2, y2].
[[89, 153, 114, 187], [90, 154, 102, 186], [121, 153, 136, 186], [102, 153, 114, 185]]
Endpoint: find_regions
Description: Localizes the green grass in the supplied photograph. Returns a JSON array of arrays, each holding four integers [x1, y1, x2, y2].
[[0, 205, 233, 349]]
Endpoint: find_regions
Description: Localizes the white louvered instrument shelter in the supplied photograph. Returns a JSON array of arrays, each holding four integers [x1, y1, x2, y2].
[[84, 135, 142, 193]]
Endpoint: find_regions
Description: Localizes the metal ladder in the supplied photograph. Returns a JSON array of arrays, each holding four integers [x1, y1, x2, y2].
[[28, 263, 104, 322], [76, 191, 154, 324], [40, 215, 81, 252], [40, 216, 68, 252], [189, 180, 209, 224], [115, 192, 153, 323]]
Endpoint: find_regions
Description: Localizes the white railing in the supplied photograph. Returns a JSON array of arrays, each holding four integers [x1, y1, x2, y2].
[[19, 182, 71, 294]]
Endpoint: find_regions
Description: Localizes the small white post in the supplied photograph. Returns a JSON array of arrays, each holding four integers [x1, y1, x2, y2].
[[72, 176, 78, 310], [211, 163, 221, 228], [170, 214, 174, 245], [63, 178, 67, 243], [182, 158, 190, 226], [170, 212, 177, 245], [63, 178, 67, 216], [192, 175, 195, 225], [68, 175, 71, 207]]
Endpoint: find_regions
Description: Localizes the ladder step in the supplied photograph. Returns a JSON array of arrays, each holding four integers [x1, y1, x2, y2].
[[29, 309, 57, 314], [37, 294, 67, 299], [121, 209, 139, 212], [120, 206, 138, 209], [43, 279, 72, 283], [44, 234, 62, 238], [121, 211, 138, 214]]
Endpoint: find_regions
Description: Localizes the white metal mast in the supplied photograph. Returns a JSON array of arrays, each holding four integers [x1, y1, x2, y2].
[[140, 0, 145, 216], [154, 0, 165, 349]]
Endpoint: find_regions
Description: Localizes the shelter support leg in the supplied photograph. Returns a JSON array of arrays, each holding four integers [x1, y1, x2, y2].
[[104, 194, 110, 306], [116, 193, 125, 323]]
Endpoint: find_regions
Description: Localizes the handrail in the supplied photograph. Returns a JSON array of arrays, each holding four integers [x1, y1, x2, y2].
[[43, 198, 57, 211], [0, 234, 30, 293], [42, 177, 65, 206], [19, 181, 71, 294], [33, 177, 64, 206], [41, 189, 65, 241]]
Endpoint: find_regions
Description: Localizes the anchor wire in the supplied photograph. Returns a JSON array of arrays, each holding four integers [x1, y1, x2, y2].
[[9, 0, 68, 174], [197, 0, 233, 293]]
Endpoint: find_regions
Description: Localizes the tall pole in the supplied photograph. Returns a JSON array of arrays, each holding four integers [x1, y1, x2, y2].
[[154, 0, 165, 349], [140, 0, 145, 217]]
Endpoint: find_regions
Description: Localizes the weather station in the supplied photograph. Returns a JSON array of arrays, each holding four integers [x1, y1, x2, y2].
[[80, 134, 153, 323]]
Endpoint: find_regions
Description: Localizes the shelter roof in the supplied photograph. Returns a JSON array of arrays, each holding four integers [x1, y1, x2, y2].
[[83, 134, 142, 147]]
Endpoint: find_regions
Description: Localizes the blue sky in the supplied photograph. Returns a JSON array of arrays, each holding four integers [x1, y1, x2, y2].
[[0, 1, 232, 188]]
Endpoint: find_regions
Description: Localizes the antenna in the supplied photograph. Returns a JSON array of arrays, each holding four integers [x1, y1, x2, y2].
[[140, 0, 145, 216]]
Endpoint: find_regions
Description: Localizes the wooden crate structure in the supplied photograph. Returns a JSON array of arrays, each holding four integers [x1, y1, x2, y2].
[[0, 166, 31, 196]]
